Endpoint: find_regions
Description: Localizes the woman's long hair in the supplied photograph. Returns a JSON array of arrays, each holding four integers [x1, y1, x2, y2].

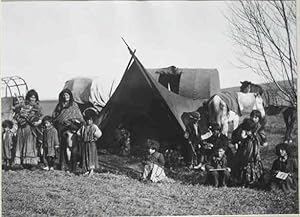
[[25, 89, 39, 102]]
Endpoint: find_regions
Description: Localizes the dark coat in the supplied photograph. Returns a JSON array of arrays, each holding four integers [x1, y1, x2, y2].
[[204, 133, 229, 151], [146, 151, 165, 168], [206, 154, 228, 170], [185, 122, 202, 146], [232, 118, 266, 146], [270, 157, 298, 193]]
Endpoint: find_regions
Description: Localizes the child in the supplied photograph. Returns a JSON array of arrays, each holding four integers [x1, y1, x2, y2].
[[141, 139, 168, 183], [195, 123, 229, 169], [115, 124, 131, 156], [250, 110, 267, 146], [12, 95, 25, 114], [205, 146, 231, 187], [164, 144, 185, 169], [42, 116, 59, 171], [77, 111, 102, 177], [270, 143, 297, 193], [2, 120, 15, 168]]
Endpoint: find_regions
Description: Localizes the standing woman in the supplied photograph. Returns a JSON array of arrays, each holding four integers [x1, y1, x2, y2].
[[232, 118, 264, 187], [14, 89, 43, 169], [52, 89, 84, 171]]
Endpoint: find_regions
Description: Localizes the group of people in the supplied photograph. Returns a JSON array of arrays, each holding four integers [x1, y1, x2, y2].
[[179, 109, 297, 192], [2, 89, 102, 177], [2, 89, 297, 192]]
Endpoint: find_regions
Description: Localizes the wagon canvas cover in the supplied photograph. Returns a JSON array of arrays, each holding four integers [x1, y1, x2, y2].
[[147, 67, 220, 100], [63, 77, 111, 110]]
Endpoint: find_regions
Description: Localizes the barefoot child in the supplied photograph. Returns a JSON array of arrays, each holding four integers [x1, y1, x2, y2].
[[77, 111, 102, 177], [270, 143, 297, 193], [141, 139, 168, 183], [42, 116, 59, 171], [2, 120, 15, 168]]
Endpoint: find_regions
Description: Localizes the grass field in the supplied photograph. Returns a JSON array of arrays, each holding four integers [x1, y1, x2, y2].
[[2, 111, 298, 216]]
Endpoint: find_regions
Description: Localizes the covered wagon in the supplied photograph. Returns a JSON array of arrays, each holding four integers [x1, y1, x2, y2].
[[147, 66, 220, 100], [1, 76, 28, 120], [63, 77, 114, 115]]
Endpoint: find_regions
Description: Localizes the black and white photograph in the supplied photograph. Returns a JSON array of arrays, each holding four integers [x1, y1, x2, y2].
[[1, 0, 298, 216]]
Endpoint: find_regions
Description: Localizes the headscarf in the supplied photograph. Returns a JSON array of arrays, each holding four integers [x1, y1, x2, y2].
[[52, 89, 84, 128]]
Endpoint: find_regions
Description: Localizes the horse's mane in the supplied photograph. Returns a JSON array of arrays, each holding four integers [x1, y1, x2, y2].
[[240, 80, 264, 95]]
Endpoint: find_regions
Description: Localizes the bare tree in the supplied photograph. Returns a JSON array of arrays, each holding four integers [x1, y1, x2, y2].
[[227, 0, 296, 107]]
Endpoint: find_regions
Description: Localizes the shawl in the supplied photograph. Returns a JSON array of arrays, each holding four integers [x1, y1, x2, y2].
[[14, 101, 43, 143], [53, 102, 84, 127], [14, 101, 43, 127]]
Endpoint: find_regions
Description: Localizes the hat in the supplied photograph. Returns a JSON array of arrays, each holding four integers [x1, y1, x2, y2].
[[147, 139, 160, 150], [210, 123, 221, 131], [189, 111, 201, 120]]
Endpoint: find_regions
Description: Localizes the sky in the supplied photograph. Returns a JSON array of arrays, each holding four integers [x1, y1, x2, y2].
[[1, 1, 264, 100]]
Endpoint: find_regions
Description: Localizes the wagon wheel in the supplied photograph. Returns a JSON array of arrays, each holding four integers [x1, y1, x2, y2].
[[83, 107, 99, 117], [1, 76, 28, 98]]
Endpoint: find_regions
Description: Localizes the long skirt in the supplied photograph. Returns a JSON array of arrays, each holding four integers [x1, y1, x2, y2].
[[15, 125, 39, 165], [81, 141, 99, 172], [240, 160, 264, 186], [142, 163, 167, 183], [270, 175, 297, 193]]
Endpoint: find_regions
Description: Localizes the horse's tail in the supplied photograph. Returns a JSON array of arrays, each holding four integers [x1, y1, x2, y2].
[[207, 94, 222, 126], [207, 95, 215, 125]]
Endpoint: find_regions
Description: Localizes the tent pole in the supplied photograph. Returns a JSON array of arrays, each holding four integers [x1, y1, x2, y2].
[[121, 37, 155, 87], [121, 37, 135, 56], [124, 49, 136, 73]]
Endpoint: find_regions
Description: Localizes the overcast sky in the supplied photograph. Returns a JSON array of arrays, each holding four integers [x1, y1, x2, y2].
[[2, 1, 264, 100]]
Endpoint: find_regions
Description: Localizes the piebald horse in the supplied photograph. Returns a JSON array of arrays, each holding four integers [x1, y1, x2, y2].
[[207, 92, 265, 136]]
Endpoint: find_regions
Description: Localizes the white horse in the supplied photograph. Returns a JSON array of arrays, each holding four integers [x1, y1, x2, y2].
[[207, 92, 265, 136]]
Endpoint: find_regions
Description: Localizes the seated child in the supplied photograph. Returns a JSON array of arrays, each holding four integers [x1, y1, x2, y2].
[[270, 143, 297, 193], [142, 139, 168, 183], [77, 111, 102, 177], [115, 124, 131, 156], [2, 120, 15, 168], [205, 146, 231, 187], [164, 144, 185, 169], [42, 116, 60, 171], [195, 123, 229, 169]]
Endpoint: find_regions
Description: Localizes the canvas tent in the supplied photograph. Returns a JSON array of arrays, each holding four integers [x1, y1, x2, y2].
[[63, 77, 113, 112], [147, 66, 220, 100], [97, 51, 220, 158]]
